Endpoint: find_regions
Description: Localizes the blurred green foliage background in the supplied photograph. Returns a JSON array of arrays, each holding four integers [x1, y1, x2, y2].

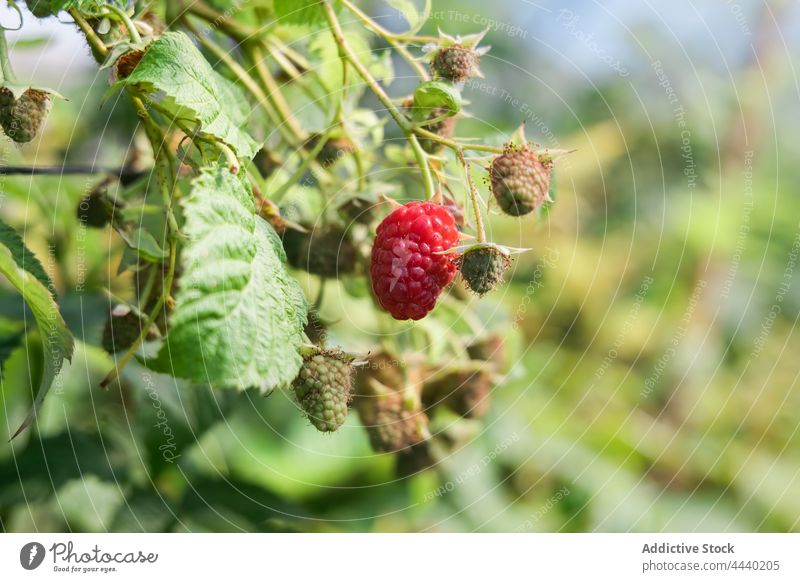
[[1, 0, 799, 532]]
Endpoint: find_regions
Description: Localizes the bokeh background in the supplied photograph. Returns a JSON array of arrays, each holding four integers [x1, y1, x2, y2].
[[1, 0, 799, 532]]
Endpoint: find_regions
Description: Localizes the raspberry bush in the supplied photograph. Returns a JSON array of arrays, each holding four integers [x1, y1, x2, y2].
[[0, 0, 569, 468]]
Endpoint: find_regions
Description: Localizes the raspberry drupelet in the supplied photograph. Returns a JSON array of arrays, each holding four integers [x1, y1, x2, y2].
[[370, 201, 460, 320]]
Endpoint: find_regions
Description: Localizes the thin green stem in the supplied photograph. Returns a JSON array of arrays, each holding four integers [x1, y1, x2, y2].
[[137, 262, 159, 312], [333, 31, 348, 123], [322, 0, 436, 199], [339, 0, 429, 80], [70, 6, 178, 389], [248, 45, 306, 139], [189, 24, 283, 130], [270, 125, 333, 201], [0, 29, 17, 85], [130, 96, 180, 234], [185, 21, 335, 187], [458, 149, 486, 243], [106, 3, 142, 44], [100, 237, 177, 389], [321, 1, 410, 131], [267, 37, 312, 71], [261, 41, 334, 121], [408, 134, 436, 200], [184, 0, 258, 42], [389, 33, 439, 44]]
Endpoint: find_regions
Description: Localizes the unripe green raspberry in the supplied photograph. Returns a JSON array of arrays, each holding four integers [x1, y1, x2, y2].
[[459, 245, 511, 296], [0, 88, 51, 144], [490, 145, 552, 216], [432, 46, 480, 83], [293, 349, 355, 432]]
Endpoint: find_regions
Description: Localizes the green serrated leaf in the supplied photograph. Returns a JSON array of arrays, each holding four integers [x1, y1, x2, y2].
[[122, 32, 260, 160], [412, 80, 462, 121], [151, 165, 307, 393], [0, 219, 54, 297], [0, 240, 74, 438]]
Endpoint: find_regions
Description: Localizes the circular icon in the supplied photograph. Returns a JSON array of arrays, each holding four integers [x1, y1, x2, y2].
[[20, 542, 46, 570]]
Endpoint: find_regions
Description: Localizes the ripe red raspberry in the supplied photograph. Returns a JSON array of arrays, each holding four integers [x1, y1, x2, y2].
[[370, 201, 459, 320]]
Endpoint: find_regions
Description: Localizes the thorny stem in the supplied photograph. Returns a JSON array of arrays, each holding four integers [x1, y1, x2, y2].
[[183, 0, 257, 42], [322, 2, 408, 130], [100, 236, 177, 389], [187, 22, 331, 182], [267, 37, 312, 71], [69, 9, 108, 59], [458, 149, 486, 243], [408, 134, 436, 200], [319, 1, 572, 198], [130, 96, 180, 234], [331, 23, 349, 123], [96, 90, 181, 389], [188, 23, 287, 138], [327, 18, 367, 191], [321, 0, 436, 200], [339, 0, 429, 80], [249, 45, 306, 139]]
